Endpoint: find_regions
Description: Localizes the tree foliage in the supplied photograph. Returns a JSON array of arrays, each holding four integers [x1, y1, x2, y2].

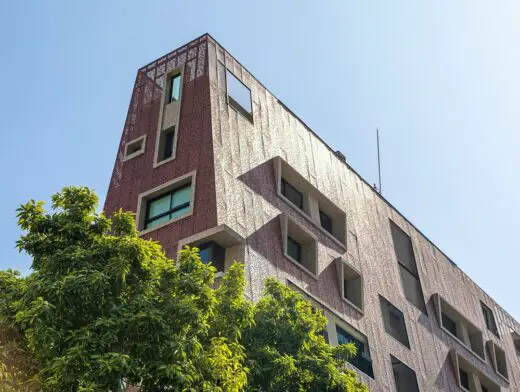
[[1, 186, 367, 392]]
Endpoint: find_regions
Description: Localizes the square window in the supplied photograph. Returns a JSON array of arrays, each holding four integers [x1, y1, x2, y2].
[[281, 178, 304, 210], [391, 355, 420, 392], [144, 184, 192, 230], [480, 302, 499, 337], [380, 296, 410, 348], [226, 69, 252, 121], [287, 235, 302, 262], [319, 210, 333, 234], [169, 73, 182, 103]]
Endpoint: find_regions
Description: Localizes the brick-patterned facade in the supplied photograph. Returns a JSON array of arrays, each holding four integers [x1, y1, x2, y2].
[[105, 34, 520, 391]]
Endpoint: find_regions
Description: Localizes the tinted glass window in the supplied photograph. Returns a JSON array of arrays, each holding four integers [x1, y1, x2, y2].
[[198, 242, 225, 272], [319, 210, 333, 234], [281, 179, 303, 210], [169, 74, 182, 102], [336, 326, 374, 378], [380, 296, 410, 348], [287, 236, 302, 262], [459, 368, 469, 390], [481, 302, 498, 336], [145, 185, 192, 229], [442, 313, 457, 336]]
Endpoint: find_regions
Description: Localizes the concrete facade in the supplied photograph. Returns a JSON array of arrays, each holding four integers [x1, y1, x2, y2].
[[105, 34, 520, 391]]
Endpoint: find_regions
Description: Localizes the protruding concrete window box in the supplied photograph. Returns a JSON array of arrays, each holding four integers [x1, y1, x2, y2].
[[391, 355, 420, 392], [274, 157, 347, 250], [334, 257, 363, 313], [177, 224, 245, 277], [434, 294, 486, 363], [123, 135, 146, 161], [280, 214, 318, 278], [450, 350, 500, 392], [486, 340, 509, 383], [380, 296, 410, 349], [136, 171, 196, 235]]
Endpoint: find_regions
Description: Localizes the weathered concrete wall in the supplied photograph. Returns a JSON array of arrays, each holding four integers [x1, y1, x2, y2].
[[207, 35, 519, 391]]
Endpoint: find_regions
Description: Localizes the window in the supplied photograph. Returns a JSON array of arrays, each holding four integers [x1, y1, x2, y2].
[[281, 178, 303, 210], [281, 215, 318, 276], [339, 259, 363, 311], [144, 184, 192, 230], [487, 341, 508, 380], [380, 296, 410, 348], [336, 325, 374, 378], [157, 126, 176, 162], [389, 221, 427, 313], [435, 294, 485, 360], [287, 236, 302, 263], [391, 355, 420, 392], [124, 135, 146, 160], [319, 210, 333, 234], [459, 368, 470, 390], [442, 313, 457, 337], [226, 69, 252, 121], [198, 241, 226, 272], [481, 302, 499, 337], [513, 333, 520, 358], [168, 73, 182, 103]]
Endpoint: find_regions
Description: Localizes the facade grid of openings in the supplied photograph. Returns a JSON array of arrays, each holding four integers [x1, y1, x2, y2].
[[104, 34, 520, 391]]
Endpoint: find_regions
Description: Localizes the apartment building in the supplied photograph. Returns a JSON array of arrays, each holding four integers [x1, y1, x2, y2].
[[104, 34, 520, 392]]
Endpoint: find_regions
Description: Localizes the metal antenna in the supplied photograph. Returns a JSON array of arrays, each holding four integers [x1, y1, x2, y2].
[[377, 129, 382, 193]]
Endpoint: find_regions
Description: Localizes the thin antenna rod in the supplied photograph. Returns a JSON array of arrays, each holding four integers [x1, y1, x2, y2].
[[377, 129, 382, 193]]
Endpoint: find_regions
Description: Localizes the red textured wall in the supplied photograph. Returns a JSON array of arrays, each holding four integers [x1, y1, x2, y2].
[[104, 36, 216, 258]]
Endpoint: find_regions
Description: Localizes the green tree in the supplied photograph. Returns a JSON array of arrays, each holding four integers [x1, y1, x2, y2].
[[2, 186, 367, 392]]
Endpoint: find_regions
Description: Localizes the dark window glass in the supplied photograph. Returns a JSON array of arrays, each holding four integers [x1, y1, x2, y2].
[[442, 313, 457, 337], [481, 385, 488, 392], [380, 296, 410, 348], [398, 265, 427, 313], [391, 355, 420, 392], [481, 302, 499, 337], [157, 127, 176, 162], [144, 185, 192, 229], [287, 236, 302, 262], [390, 221, 418, 275], [319, 210, 333, 234], [198, 241, 225, 272], [226, 69, 252, 120], [281, 178, 303, 210], [169, 74, 182, 103], [336, 325, 374, 378], [459, 368, 469, 390]]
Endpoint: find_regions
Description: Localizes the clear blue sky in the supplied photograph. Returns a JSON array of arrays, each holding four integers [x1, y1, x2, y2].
[[1, 1, 519, 319]]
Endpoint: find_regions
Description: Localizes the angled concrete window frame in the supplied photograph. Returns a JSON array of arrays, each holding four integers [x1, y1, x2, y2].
[[486, 340, 509, 382], [153, 66, 185, 168], [136, 171, 196, 235], [280, 214, 319, 278], [123, 134, 146, 161], [225, 67, 253, 123], [450, 350, 501, 392], [380, 296, 410, 349], [334, 257, 363, 313], [274, 157, 347, 249], [177, 224, 245, 277], [481, 301, 499, 338], [434, 294, 486, 363], [391, 355, 420, 392], [334, 319, 375, 379]]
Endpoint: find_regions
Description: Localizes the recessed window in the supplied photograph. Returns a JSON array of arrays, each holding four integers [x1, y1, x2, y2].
[[226, 69, 252, 121], [391, 355, 420, 392], [389, 221, 427, 313], [341, 260, 363, 311], [123, 135, 146, 161], [513, 333, 520, 358], [380, 296, 410, 348], [481, 302, 499, 337], [144, 184, 192, 230], [287, 236, 302, 262], [157, 126, 175, 162], [435, 294, 485, 360], [198, 241, 226, 273], [319, 210, 333, 234], [336, 325, 374, 378], [459, 368, 470, 390], [281, 178, 303, 210], [281, 215, 318, 276], [487, 340, 508, 381], [168, 73, 182, 103]]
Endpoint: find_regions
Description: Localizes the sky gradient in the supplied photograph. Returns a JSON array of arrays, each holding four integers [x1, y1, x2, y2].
[[1, 1, 519, 319]]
